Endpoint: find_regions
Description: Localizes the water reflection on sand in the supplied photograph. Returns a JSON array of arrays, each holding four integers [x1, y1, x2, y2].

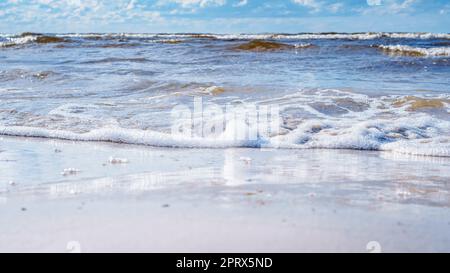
[[1, 136, 449, 209]]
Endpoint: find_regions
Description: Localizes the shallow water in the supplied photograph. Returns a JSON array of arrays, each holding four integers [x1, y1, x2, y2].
[[1, 136, 450, 252], [1, 136, 449, 208], [0, 32, 449, 156]]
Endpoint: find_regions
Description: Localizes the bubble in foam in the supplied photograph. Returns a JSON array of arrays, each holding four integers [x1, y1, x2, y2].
[[108, 156, 129, 164], [61, 168, 80, 176]]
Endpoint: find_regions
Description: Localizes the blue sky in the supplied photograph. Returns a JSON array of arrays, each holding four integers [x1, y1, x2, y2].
[[1, 0, 449, 33]]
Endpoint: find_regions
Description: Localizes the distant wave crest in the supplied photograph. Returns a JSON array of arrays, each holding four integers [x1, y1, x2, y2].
[[2, 32, 450, 46], [378, 45, 450, 57], [55, 32, 450, 40], [0, 33, 67, 47], [0, 35, 37, 47]]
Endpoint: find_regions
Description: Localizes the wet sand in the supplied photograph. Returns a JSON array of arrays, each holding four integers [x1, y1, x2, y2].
[[1, 136, 450, 252]]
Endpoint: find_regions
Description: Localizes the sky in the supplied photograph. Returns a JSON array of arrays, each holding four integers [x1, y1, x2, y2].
[[0, 0, 449, 33]]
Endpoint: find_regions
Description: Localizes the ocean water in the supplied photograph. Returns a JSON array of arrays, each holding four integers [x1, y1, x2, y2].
[[0, 32, 449, 157]]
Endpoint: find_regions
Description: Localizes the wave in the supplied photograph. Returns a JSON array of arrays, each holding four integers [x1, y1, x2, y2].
[[294, 43, 315, 48], [378, 45, 450, 57], [0, 35, 37, 47], [232, 40, 295, 51], [0, 34, 67, 47], [2, 32, 450, 43], [81, 57, 150, 64], [273, 116, 450, 157], [1, 114, 449, 157], [0, 69, 57, 82], [156, 39, 184, 44], [231, 40, 315, 52], [3, 32, 450, 51], [52, 32, 450, 40]]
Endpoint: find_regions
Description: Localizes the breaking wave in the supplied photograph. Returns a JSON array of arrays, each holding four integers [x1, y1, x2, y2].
[[54, 32, 450, 40], [0, 35, 37, 47], [2, 32, 450, 47], [1, 114, 449, 157], [1, 88, 449, 158], [378, 45, 450, 57], [0, 33, 67, 47]]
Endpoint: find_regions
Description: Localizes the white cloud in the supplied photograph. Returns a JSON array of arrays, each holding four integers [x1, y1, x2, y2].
[[359, 0, 418, 15], [367, 0, 382, 6], [233, 0, 248, 7], [161, 0, 226, 8], [328, 3, 343, 13], [292, 0, 320, 8], [389, 0, 417, 13], [169, 8, 197, 14], [292, 0, 345, 14], [439, 4, 450, 15], [292, 0, 321, 12], [2, 0, 448, 33], [126, 0, 136, 10], [0, 0, 162, 30]]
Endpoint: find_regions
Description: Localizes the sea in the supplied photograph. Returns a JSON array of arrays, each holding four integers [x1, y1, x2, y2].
[[1, 32, 449, 157]]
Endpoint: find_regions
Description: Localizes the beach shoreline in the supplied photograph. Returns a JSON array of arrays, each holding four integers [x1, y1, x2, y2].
[[1, 136, 449, 252]]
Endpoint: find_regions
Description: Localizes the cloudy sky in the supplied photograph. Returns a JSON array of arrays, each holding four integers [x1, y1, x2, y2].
[[1, 0, 449, 33]]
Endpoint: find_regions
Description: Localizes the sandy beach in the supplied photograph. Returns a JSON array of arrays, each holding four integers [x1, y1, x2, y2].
[[1, 136, 449, 252]]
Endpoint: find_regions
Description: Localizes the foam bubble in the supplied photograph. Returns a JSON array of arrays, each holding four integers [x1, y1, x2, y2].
[[108, 156, 129, 164], [61, 168, 80, 176]]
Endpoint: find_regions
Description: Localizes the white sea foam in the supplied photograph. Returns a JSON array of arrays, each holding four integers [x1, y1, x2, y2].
[[0, 35, 37, 47], [273, 116, 450, 157], [294, 43, 313, 48], [2, 32, 450, 48], [378, 45, 450, 56], [51, 32, 450, 40], [0, 88, 449, 157], [1, 114, 449, 157], [168, 32, 450, 40]]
